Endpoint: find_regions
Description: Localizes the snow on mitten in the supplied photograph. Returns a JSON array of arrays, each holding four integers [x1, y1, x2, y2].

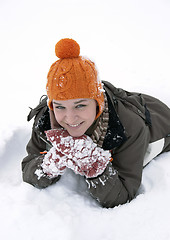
[[45, 129, 111, 178], [45, 129, 74, 154], [41, 147, 67, 178], [65, 138, 111, 178], [46, 129, 96, 155]]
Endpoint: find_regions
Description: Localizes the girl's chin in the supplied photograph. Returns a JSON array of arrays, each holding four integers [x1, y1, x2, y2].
[[67, 130, 85, 137], [65, 122, 86, 137], [66, 127, 86, 137]]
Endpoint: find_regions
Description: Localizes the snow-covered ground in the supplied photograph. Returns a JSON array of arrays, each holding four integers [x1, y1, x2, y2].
[[0, 0, 170, 239]]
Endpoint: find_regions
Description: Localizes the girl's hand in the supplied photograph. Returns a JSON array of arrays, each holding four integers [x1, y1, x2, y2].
[[45, 129, 111, 178], [41, 147, 67, 178]]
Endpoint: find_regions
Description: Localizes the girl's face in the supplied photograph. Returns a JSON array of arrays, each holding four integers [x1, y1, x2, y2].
[[53, 98, 97, 137]]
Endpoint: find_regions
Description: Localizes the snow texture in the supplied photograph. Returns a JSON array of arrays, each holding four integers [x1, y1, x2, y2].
[[1, 0, 170, 239], [41, 146, 67, 177]]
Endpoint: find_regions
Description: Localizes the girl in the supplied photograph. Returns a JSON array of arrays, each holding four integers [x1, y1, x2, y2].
[[22, 38, 170, 208]]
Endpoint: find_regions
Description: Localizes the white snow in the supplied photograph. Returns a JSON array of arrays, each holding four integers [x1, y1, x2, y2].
[[1, 0, 170, 239], [34, 168, 44, 180]]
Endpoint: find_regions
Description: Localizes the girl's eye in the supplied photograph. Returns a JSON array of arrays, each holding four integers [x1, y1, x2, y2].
[[55, 106, 65, 110], [76, 104, 86, 109]]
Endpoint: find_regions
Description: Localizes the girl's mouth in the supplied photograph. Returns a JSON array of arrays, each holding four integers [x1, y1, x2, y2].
[[67, 122, 84, 128]]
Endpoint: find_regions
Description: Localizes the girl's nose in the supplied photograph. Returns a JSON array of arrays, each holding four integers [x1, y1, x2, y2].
[[65, 110, 78, 123]]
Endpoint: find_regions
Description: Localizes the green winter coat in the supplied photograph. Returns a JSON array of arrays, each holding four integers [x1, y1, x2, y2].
[[22, 81, 170, 208]]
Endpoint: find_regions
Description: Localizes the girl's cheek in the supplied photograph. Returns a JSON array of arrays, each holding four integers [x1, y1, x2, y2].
[[54, 111, 59, 121], [54, 112, 64, 122]]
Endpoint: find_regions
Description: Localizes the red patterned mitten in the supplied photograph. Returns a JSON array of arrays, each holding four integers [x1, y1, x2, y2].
[[41, 147, 67, 178], [45, 128, 74, 154], [46, 129, 111, 178]]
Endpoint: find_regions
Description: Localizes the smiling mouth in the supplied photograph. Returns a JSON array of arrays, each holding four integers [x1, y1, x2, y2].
[[67, 122, 83, 128]]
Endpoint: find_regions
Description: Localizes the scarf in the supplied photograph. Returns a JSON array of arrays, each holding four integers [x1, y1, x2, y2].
[[90, 93, 109, 148]]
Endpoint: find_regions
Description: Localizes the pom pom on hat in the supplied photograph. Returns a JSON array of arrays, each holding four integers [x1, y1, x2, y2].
[[55, 38, 80, 59]]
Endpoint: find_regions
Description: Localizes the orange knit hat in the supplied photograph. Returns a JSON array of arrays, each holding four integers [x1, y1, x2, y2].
[[46, 38, 105, 119]]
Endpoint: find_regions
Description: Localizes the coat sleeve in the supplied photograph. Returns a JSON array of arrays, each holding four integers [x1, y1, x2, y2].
[[22, 125, 61, 189], [86, 111, 150, 208]]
